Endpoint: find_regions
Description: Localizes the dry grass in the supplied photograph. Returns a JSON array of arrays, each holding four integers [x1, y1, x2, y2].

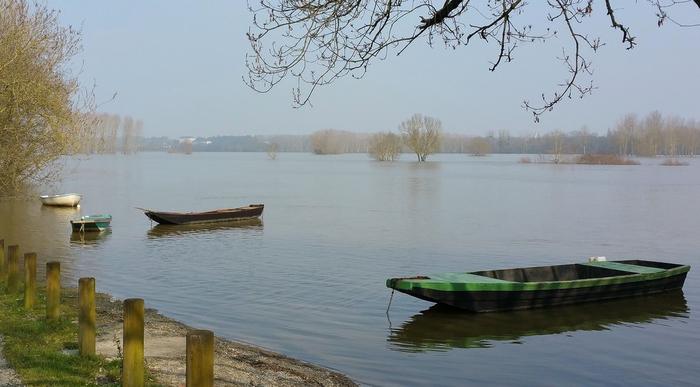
[[575, 154, 640, 165], [660, 158, 689, 166]]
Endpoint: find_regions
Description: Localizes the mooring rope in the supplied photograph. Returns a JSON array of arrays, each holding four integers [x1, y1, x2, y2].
[[385, 289, 395, 328]]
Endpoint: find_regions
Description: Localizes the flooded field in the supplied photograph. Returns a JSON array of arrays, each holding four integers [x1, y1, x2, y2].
[[1, 153, 698, 386]]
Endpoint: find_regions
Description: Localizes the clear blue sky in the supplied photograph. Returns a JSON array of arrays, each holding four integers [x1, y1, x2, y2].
[[52, 1, 700, 137]]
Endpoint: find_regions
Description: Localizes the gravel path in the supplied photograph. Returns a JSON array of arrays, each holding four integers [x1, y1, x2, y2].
[[0, 336, 23, 387]]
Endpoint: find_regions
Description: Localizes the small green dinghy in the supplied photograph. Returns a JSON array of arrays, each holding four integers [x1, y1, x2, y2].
[[70, 215, 112, 232], [386, 259, 690, 312]]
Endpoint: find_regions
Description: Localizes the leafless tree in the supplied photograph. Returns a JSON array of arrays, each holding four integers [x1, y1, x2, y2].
[[574, 126, 591, 155], [368, 132, 402, 161], [246, 1, 699, 121], [310, 129, 368, 154], [267, 142, 279, 159], [614, 113, 637, 156], [551, 130, 565, 163], [400, 114, 442, 162], [121, 116, 135, 154], [467, 137, 492, 156], [636, 111, 662, 157]]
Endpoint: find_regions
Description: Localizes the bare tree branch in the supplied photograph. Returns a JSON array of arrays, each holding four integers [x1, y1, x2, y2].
[[246, 1, 699, 120]]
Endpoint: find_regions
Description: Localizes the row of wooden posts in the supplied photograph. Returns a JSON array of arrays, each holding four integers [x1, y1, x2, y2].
[[0, 239, 214, 387]]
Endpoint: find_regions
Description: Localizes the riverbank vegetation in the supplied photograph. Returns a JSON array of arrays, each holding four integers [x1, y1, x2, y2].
[[661, 158, 689, 166], [0, 285, 124, 386], [575, 154, 640, 165], [0, 0, 87, 194], [368, 132, 402, 161], [0, 266, 354, 386], [0, 0, 145, 196]]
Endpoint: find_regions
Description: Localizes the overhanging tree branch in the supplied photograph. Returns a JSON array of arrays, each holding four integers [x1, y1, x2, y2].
[[246, 0, 699, 120]]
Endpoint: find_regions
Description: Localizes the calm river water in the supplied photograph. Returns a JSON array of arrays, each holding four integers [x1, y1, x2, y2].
[[1, 153, 698, 386]]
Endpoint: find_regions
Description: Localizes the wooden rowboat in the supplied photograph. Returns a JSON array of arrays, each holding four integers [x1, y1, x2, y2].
[[70, 214, 112, 232], [140, 204, 264, 225], [40, 193, 82, 207], [386, 259, 690, 312]]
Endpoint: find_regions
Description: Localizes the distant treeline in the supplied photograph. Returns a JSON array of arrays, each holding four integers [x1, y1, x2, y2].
[[77, 113, 145, 154], [140, 112, 699, 157]]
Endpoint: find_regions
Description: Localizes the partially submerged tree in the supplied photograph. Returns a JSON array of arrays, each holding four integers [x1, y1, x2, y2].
[[550, 130, 565, 163], [0, 0, 92, 194], [267, 142, 279, 160], [400, 114, 442, 162], [614, 113, 637, 156], [467, 137, 492, 156], [574, 126, 591, 155], [368, 132, 401, 161], [246, 1, 700, 120]]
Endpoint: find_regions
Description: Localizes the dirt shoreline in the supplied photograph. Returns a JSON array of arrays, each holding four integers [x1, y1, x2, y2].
[[65, 290, 356, 386]]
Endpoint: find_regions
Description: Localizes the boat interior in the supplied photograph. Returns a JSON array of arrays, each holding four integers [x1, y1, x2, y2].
[[470, 260, 683, 283], [616, 260, 685, 269]]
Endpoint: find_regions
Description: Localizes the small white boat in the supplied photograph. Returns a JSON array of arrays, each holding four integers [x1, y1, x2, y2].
[[39, 193, 82, 207]]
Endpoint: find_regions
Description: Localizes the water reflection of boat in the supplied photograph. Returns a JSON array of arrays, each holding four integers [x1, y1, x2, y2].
[[388, 291, 688, 353], [70, 229, 111, 245], [147, 218, 263, 238]]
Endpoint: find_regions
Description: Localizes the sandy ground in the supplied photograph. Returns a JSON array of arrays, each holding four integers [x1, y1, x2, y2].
[[85, 292, 357, 387], [0, 336, 23, 387]]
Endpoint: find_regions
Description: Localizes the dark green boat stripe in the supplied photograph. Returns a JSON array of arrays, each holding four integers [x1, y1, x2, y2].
[[387, 266, 690, 292]]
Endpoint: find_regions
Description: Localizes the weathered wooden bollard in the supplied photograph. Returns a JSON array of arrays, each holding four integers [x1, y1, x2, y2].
[[123, 298, 144, 387], [6, 245, 20, 293], [79, 277, 96, 356], [46, 261, 61, 320], [24, 253, 37, 309], [186, 330, 214, 387]]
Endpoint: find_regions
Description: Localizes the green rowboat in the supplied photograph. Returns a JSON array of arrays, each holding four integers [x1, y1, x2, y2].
[[70, 214, 112, 232], [386, 260, 690, 312]]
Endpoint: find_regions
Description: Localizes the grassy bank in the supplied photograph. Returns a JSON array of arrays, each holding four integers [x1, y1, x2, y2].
[[1, 280, 356, 387], [0, 283, 154, 386]]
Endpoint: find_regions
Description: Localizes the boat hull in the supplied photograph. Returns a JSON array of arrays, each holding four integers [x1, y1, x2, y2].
[[143, 204, 264, 225], [396, 272, 687, 312], [387, 260, 690, 312], [40, 194, 81, 207], [70, 215, 112, 232]]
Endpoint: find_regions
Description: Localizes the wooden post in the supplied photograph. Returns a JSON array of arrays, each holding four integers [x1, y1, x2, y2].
[[24, 253, 37, 309], [46, 261, 61, 320], [78, 277, 96, 356], [6, 245, 19, 293], [0, 239, 5, 282], [123, 298, 144, 387], [186, 330, 214, 387]]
